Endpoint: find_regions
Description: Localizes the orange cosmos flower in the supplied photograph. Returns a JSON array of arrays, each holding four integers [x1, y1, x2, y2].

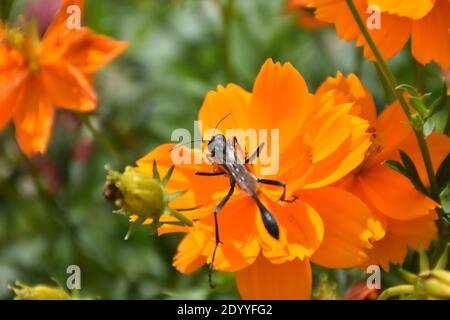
[[0, 0, 127, 155], [137, 59, 380, 299], [308, 0, 450, 70], [315, 72, 450, 270]]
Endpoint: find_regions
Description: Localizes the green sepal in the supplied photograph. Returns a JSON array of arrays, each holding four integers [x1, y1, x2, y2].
[[162, 165, 175, 187], [153, 159, 160, 182], [124, 216, 146, 240], [167, 190, 187, 202], [418, 245, 430, 273], [434, 244, 449, 270]]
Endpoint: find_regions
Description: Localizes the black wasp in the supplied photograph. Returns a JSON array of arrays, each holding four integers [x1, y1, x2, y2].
[[185, 113, 298, 287]]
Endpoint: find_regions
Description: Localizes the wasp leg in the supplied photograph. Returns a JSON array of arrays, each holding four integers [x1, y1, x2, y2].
[[209, 180, 235, 288], [256, 178, 298, 203], [246, 142, 265, 164], [195, 171, 226, 176]]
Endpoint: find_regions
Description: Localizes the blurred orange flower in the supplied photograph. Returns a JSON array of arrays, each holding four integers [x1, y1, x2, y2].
[[286, 0, 327, 29], [315, 72, 450, 270], [308, 0, 450, 69], [0, 0, 127, 155], [137, 59, 380, 299]]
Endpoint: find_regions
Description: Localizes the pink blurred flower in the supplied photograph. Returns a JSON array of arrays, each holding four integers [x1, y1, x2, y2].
[[24, 0, 62, 35]]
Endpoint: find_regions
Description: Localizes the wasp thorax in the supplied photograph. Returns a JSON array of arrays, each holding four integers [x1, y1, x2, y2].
[[104, 166, 167, 219]]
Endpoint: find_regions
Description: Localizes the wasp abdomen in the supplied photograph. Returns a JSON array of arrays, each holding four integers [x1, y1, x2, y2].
[[253, 196, 280, 239]]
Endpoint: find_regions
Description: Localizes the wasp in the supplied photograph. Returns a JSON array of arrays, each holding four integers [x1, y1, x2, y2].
[[183, 113, 297, 287]]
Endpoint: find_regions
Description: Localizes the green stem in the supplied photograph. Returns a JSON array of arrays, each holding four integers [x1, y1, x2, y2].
[[345, 0, 439, 201], [377, 284, 415, 300], [430, 214, 450, 267], [78, 113, 126, 167], [373, 62, 395, 104], [415, 129, 439, 199], [414, 59, 425, 94], [19, 153, 78, 243], [221, 0, 235, 82]]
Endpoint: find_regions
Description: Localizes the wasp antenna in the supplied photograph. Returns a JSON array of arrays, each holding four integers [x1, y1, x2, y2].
[[212, 112, 232, 137], [170, 139, 206, 151]]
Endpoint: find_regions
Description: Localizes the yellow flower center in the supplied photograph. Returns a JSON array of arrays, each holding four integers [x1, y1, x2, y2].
[[2, 26, 41, 73], [354, 127, 383, 174]]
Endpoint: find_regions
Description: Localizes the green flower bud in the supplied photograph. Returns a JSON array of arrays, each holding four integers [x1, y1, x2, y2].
[[105, 166, 166, 219], [104, 162, 194, 240], [9, 282, 73, 300], [415, 270, 450, 299]]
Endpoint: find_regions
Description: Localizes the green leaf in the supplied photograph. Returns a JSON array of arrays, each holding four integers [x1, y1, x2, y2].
[[399, 150, 427, 194], [439, 183, 450, 214], [436, 154, 450, 191], [428, 82, 448, 117], [426, 99, 449, 134], [384, 151, 428, 195], [423, 117, 435, 136], [384, 160, 410, 177]]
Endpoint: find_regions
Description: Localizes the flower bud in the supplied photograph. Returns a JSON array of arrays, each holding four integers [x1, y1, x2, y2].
[[105, 166, 166, 219], [104, 163, 193, 240], [9, 282, 72, 300], [415, 270, 450, 299]]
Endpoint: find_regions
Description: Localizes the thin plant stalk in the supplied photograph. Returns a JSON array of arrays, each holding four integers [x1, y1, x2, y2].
[[345, 0, 439, 201]]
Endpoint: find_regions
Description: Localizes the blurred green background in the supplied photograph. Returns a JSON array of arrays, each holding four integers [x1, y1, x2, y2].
[[0, 0, 446, 299]]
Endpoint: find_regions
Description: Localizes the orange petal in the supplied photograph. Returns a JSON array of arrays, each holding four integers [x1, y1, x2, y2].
[[197, 196, 261, 272], [257, 197, 323, 263], [387, 210, 437, 238], [173, 233, 207, 274], [12, 78, 54, 155], [362, 232, 410, 270], [411, 0, 450, 70], [304, 115, 371, 188], [0, 69, 27, 130], [301, 186, 384, 268], [235, 255, 312, 300], [394, 132, 450, 185], [312, 0, 411, 61], [363, 212, 437, 270], [305, 99, 353, 163], [42, 0, 85, 48], [249, 59, 311, 153], [316, 71, 377, 126], [42, 63, 97, 112], [198, 83, 251, 138], [368, 0, 435, 19], [49, 30, 128, 74], [357, 164, 437, 221]]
